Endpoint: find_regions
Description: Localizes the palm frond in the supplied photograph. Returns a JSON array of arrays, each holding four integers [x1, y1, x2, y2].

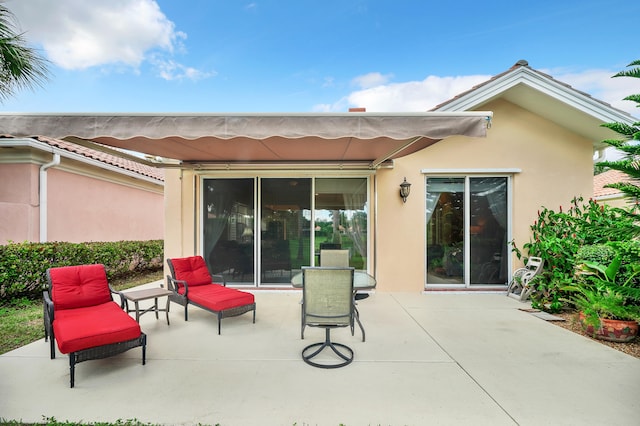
[[613, 60, 640, 79], [0, 3, 49, 101]]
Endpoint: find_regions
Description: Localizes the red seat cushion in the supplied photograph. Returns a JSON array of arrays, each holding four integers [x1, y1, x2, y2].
[[181, 284, 254, 312], [49, 264, 112, 310], [53, 301, 141, 354], [170, 256, 214, 287]]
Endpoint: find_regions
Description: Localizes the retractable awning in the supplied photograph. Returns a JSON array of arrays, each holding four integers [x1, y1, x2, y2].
[[0, 111, 492, 168]]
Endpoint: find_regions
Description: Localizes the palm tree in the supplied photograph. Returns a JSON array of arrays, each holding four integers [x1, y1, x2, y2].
[[0, 2, 49, 101], [597, 60, 640, 200]]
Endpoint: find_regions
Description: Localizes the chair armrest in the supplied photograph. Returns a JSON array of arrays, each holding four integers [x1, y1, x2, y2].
[[109, 285, 127, 309], [43, 290, 54, 323], [211, 274, 226, 286], [167, 275, 189, 295]]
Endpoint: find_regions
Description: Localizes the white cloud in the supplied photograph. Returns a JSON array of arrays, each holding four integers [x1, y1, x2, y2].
[[318, 74, 489, 112], [151, 56, 216, 81], [8, 0, 211, 81], [319, 68, 639, 117], [351, 72, 393, 89]]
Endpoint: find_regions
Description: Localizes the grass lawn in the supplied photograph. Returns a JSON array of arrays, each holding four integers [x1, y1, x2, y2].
[[0, 270, 163, 355]]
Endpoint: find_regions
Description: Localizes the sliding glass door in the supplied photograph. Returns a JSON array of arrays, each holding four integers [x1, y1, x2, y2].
[[203, 178, 255, 284], [202, 176, 369, 286], [426, 176, 508, 287], [260, 178, 311, 284], [314, 178, 368, 270]]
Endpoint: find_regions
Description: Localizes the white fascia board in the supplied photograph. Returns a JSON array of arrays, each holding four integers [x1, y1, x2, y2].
[[421, 168, 521, 174], [2, 138, 164, 186], [437, 67, 635, 125]]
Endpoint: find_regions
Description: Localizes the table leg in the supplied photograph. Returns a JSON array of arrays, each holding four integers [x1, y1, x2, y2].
[[134, 301, 140, 323], [354, 305, 365, 342], [154, 297, 159, 319], [165, 297, 170, 325]]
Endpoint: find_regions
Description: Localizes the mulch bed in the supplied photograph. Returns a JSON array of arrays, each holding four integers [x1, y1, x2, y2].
[[551, 311, 640, 359]]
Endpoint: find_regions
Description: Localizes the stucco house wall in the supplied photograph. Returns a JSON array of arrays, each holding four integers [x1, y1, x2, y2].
[[0, 138, 164, 244], [375, 98, 595, 291], [0, 163, 40, 243]]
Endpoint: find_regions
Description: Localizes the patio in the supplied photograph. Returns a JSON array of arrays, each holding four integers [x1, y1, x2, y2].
[[1, 283, 639, 425]]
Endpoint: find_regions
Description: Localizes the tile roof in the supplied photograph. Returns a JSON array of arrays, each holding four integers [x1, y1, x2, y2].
[[35, 136, 164, 182], [593, 169, 631, 198]]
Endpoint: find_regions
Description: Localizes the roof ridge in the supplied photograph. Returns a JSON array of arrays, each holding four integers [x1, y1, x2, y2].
[[432, 60, 634, 119]]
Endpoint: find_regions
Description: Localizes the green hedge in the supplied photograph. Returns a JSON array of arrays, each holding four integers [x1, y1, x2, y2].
[[0, 240, 163, 302]]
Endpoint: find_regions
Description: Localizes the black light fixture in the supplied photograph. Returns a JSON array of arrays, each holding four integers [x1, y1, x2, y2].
[[399, 177, 411, 203]]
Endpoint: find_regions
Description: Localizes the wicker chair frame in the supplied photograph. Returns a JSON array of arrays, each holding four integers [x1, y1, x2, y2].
[[166, 258, 256, 334], [43, 270, 147, 388]]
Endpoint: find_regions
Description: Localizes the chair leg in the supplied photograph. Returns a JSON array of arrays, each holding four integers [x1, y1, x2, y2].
[[302, 328, 353, 369], [217, 312, 222, 335], [142, 336, 147, 365], [69, 354, 76, 388]]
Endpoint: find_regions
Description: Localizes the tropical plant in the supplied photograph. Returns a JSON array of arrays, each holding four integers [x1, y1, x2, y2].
[[564, 252, 640, 326], [512, 197, 638, 312], [0, 2, 49, 101], [596, 60, 640, 201]]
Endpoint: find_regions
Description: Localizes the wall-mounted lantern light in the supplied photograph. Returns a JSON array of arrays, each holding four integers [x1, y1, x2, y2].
[[399, 177, 411, 203]]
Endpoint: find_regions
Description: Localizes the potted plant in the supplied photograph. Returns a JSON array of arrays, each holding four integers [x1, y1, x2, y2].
[[565, 252, 640, 342]]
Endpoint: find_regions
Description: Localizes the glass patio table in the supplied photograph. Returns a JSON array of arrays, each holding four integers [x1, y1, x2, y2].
[[291, 269, 376, 341]]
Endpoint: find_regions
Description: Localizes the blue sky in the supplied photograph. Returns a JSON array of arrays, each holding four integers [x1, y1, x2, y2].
[[3, 0, 639, 116]]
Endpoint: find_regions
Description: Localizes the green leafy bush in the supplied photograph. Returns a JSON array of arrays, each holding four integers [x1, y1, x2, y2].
[[512, 197, 639, 312], [0, 240, 163, 302]]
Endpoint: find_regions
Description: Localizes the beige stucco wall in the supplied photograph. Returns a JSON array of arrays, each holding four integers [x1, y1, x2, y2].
[[164, 168, 197, 261], [375, 98, 595, 291]]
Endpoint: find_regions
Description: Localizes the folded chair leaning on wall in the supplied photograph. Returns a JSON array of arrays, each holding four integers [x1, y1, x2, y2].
[[301, 266, 355, 368], [166, 256, 256, 334], [43, 264, 147, 388]]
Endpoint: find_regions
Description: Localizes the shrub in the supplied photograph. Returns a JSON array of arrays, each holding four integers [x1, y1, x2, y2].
[[512, 197, 639, 312], [0, 240, 163, 302]]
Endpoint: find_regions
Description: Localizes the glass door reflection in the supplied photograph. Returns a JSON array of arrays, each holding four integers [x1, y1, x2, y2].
[[260, 178, 311, 284]]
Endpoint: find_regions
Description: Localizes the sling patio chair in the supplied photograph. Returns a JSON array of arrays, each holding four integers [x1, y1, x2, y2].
[[319, 249, 350, 267], [43, 264, 147, 388], [300, 266, 355, 368], [166, 255, 256, 334], [506, 256, 544, 301]]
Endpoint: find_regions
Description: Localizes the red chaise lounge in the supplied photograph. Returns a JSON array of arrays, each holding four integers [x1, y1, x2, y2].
[[166, 256, 256, 334], [43, 264, 147, 388]]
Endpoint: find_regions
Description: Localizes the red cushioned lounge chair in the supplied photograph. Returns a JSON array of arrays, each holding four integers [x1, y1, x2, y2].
[[43, 264, 146, 388], [166, 256, 256, 334]]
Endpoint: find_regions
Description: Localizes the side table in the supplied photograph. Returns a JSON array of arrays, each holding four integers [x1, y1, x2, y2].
[[122, 287, 172, 325]]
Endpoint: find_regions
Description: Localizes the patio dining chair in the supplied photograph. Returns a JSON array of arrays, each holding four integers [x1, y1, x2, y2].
[[319, 249, 350, 267], [301, 266, 355, 368], [506, 256, 544, 301]]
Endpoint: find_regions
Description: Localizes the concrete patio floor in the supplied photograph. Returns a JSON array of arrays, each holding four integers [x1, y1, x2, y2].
[[1, 283, 639, 426]]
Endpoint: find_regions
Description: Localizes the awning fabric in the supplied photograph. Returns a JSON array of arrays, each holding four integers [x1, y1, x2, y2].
[[0, 112, 492, 166]]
